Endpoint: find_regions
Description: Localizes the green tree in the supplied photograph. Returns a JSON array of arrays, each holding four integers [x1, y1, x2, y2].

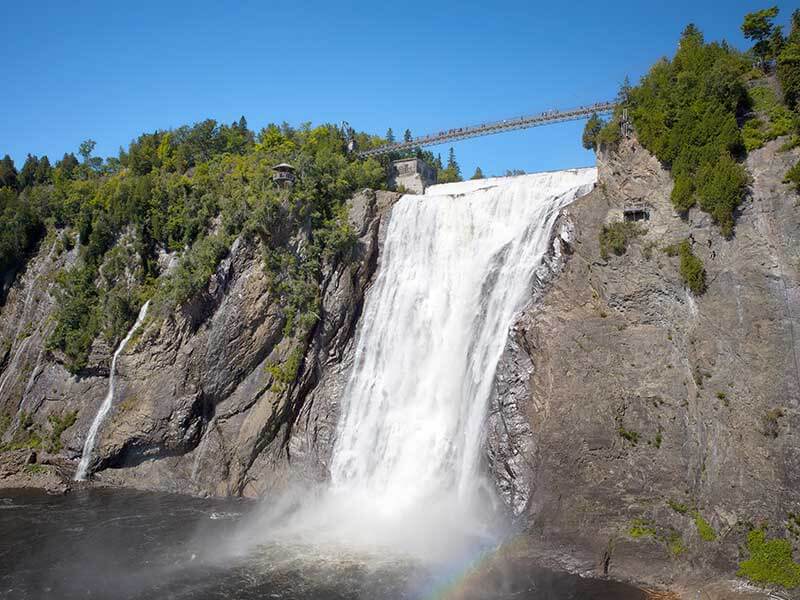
[[471, 166, 484, 179], [403, 129, 412, 143], [778, 10, 800, 109], [628, 22, 749, 234], [742, 6, 780, 68], [386, 128, 395, 143], [0, 155, 17, 189], [35, 156, 51, 184], [18, 154, 39, 189], [56, 153, 79, 179], [582, 113, 605, 150], [79, 139, 96, 163], [617, 76, 632, 105]]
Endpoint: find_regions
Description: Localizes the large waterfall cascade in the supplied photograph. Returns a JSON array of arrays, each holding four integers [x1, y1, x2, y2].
[[329, 169, 597, 520], [75, 300, 151, 481]]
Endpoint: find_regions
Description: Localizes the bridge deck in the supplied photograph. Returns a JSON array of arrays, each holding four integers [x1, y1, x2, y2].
[[357, 101, 617, 158]]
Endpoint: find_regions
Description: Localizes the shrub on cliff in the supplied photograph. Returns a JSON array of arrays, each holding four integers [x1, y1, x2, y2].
[[599, 221, 645, 260], [582, 113, 604, 151], [678, 240, 706, 294], [738, 529, 800, 589], [627, 24, 750, 234]]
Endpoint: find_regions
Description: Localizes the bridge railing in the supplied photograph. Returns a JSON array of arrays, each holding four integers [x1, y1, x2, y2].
[[357, 101, 617, 158]]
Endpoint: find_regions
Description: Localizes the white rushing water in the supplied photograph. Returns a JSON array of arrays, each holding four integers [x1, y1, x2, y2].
[[231, 170, 598, 563], [329, 169, 597, 517], [75, 300, 151, 481]]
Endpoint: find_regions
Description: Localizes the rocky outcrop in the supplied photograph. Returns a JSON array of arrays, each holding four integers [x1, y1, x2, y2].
[[0, 189, 400, 496], [488, 136, 800, 595]]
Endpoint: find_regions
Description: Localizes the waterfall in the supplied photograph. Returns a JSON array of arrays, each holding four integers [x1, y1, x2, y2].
[[75, 300, 150, 481], [236, 170, 597, 563], [329, 169, 597, 513]]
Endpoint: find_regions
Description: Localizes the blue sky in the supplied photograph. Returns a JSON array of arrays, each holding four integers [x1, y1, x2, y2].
[[1, 0, 797, 177]]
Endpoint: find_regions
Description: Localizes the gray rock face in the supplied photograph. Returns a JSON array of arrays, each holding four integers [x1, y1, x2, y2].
[[0, 190, 400, 496], [487, 136, 800, 592]]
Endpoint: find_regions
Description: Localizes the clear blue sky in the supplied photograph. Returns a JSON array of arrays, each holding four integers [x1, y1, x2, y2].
[[1, 0, 796, 177]]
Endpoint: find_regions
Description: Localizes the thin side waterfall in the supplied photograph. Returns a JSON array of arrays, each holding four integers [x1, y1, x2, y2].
[[330, 169, 597, 514], [75, 300, 151, 481]]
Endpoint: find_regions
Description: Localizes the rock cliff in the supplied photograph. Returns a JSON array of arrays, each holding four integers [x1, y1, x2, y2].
[[0, 189, 400, 496], [488, 135, 800, 595]]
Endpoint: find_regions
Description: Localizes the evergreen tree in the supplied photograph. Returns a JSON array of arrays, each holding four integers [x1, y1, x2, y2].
[[447, 147, 457, 170], [778, 9, 800, 109], [438, 147, 462, 183], [617, 76, 632, 105], [57, 153, 79, 179], [35, 156, 51, 184], [403, 129, 412, 143], [19, 154, 39, 189], [238, 115, 248, 131], [471, 166, 484, 180], [742, 6, 780, 69], [582, 113, 605, 150], [771, 26, 785, 58], [435, 154, 443, 170], [386, 128, 395, 143], [0, 155, 17, 190]]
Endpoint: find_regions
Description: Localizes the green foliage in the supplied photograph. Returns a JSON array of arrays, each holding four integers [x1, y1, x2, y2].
[[0, 187, 45, 277], [738, 529, 800, 589], [742, 7, 781, 67], [22, 464, 46, 475], [669, 533, 687, 556], [668, 499, 690, 514], [785, 158, 800, 193], [437, 147, 462, 183], [582, 113, 605, 150], [694, 512, 717, 541], [677, 240, 707, 294], [46, 411, 77, 453], [628, 24, 750, 234], [4, 117, 384, 373], [695, 154, 749, 237], [0, 154, 18, 189], [629, 518, 656, 538], [266, 346, 305, 393], [599, 221, 646, 260], [471, 166, 484, 180], [1, 411, 42, 452], [596, 117, 622, 149], [618, 426, 641, 445], [48, 266, 101, 372], [0, 413, 10, 439], [778, 12, 800, 110], [743, 86, 798, 151], [762, 407, 785, 438], [156, 234, 230, 308]]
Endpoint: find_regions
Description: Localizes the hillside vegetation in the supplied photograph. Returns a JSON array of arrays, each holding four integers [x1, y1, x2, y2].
[[0, 122, 388, 372], [584, 7, 800, 238]]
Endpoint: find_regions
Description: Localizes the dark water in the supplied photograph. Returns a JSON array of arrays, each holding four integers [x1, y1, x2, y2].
[[0, 488, 646, 599]]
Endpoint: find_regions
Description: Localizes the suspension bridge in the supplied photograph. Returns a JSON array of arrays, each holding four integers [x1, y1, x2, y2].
[[356, 101, 617, 159]]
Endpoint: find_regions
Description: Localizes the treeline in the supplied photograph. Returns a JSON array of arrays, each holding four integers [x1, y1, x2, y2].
[[0, 118, 387, 372], [583, 7, 800, 237]]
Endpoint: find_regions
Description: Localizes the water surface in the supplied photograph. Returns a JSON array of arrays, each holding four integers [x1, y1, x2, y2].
[[0, 488, 647, 599]]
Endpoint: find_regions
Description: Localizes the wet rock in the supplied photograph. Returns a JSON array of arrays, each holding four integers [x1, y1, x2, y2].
[[488, 136, 800, 592]]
